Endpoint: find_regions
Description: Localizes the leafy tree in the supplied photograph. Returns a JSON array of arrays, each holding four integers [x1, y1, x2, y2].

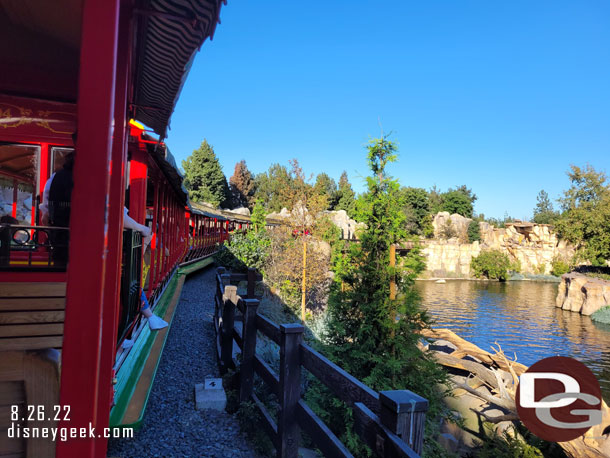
[[318, 135, 448, 455], [182, 140, 230, 207], [532, 190, 558, 225], [229, 160, 255, 209], [451, 184, 477, 206], [441, 190, 474, 217], [468, 220, 481, 243], [555, 165, 610, 265], [263, 159, 331, 320], [313, 173, 338, 210], [253, 163, 293, 212], [399, 186, 433, 236], [559, 165, 608, 211], [214, 230, 271, 275], [471, 250, 512, 281], [335, 171, 357, 216]]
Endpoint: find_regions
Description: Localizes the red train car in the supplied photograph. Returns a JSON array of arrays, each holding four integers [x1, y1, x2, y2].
[[0, 1, 244, 457]]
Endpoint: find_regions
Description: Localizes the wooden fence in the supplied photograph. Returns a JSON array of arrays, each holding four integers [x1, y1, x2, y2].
[[213, 267, 429, 458]]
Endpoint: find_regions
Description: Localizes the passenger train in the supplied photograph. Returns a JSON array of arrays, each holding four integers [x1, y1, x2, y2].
[[0, 1, 245, 457]]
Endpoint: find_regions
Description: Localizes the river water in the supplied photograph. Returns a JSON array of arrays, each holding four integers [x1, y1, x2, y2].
[[415, 280, 610, 402]]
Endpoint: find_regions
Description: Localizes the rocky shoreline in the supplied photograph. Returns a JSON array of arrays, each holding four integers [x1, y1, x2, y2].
[[556, 272, 610, 316]]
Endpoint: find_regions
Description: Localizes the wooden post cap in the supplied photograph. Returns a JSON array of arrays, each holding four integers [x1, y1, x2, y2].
[[280, 323, 304, 334], [379, 390, 429, 413]]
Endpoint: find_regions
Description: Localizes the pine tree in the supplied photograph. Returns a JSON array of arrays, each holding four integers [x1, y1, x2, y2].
[[335, 171, 356, 216], [313, 173, 338, 210], [250, 200, 267, 232], [182, 140, 230, 207], [229, 160, 255, 209], [317, 135, 448, 454], [532, 189, 558, 225]]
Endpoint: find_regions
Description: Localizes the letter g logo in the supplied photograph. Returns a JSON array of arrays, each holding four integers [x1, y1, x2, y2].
[[516, 356, 602, 442]]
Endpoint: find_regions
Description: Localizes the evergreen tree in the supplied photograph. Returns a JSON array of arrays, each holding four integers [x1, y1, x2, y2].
[[250, 200, 267, 232], [532, 189, 558, 225], [317, 135, 448, 455], [313, 173, 338, 210], [335, 171, 356, 216], [182, 140, 230, 207], [399, 186, 433, 236], [253, 163, 293, 212], [229, 160, 255, 209], [428, 185, 444, 214], [467, 220, 481, 242]]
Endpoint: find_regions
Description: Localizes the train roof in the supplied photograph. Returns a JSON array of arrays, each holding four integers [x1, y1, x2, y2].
[[132, 0, 225, 138], [0, 0, 224, 140], [190, 201, 283, 226]]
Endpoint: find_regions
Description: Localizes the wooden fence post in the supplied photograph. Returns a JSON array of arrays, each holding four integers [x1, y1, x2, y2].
[[220, 285, 237, 374], [239, 298, 259, 402], [379, 390, 428, 456], [277, 323, 304, 458], [247, 267, 256, 299]]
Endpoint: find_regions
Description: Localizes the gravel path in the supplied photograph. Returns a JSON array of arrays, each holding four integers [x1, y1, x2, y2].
[[107, 267, 259, 458]]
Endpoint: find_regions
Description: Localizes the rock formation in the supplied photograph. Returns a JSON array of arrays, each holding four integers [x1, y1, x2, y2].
[[556, 272, 610, 315], [421, 212, 575, 278], [323, 210, 363, 240], [267, 208, 364, 240]]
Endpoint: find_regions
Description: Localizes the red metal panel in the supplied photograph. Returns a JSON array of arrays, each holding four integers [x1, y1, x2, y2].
[[1, 271, 67, 282], [148, 179, 160, 296], [0, 95, 77, 144], [129, 147, 148, 223], [56, 0, 120, 457], [94, 3, 131, 455]]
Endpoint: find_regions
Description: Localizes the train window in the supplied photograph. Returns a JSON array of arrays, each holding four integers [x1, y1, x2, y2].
[[50, 147, 74, 174], [0, 143, 39, 225]]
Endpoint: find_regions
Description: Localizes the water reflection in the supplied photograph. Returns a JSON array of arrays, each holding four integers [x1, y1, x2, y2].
[[415, 280, 610, 402]]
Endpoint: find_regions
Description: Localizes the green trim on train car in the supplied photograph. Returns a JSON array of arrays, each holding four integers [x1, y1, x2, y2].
[[109, 256, 215, 429]]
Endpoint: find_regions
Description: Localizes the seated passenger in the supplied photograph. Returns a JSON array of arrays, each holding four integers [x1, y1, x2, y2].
[[48, 153, 74, 266]]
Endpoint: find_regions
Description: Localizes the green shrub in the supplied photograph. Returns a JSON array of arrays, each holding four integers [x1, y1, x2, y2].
[[214, 229, 270, 274], [471, 249, 512, 281], [551, 257, 571, 276], [535, 264, 547, 275], [592, 306, 610, 325], [467, 220, 481, 243], [439, 219, 456, 239], [510, 259, 522, 274]]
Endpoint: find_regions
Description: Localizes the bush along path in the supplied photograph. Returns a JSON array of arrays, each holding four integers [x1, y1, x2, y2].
[[107, 267, 259, 458]]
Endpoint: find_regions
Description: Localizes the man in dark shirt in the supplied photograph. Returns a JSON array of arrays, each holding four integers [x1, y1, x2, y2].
[[48, 152, 74, 266]]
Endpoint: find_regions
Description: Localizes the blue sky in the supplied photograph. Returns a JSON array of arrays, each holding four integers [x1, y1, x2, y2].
[[166, 1, 610, 219]]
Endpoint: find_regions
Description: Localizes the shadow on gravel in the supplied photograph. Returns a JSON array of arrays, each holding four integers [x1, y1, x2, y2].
[[107, 266, 260, 458]]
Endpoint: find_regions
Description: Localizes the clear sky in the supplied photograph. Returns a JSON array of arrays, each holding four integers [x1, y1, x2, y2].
[[166, 0, 610, 219]]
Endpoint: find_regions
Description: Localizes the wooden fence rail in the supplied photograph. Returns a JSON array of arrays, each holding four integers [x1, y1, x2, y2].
[[213, 267, 428, 458]]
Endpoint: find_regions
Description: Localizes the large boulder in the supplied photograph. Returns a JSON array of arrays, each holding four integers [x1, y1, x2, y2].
[[432, 212, 471, 240], [556, 273, 610, 315], [324, 210, 364, 240]]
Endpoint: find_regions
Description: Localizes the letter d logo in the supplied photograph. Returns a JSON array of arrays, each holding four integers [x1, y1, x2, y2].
[[516, 356, 602, 442]]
